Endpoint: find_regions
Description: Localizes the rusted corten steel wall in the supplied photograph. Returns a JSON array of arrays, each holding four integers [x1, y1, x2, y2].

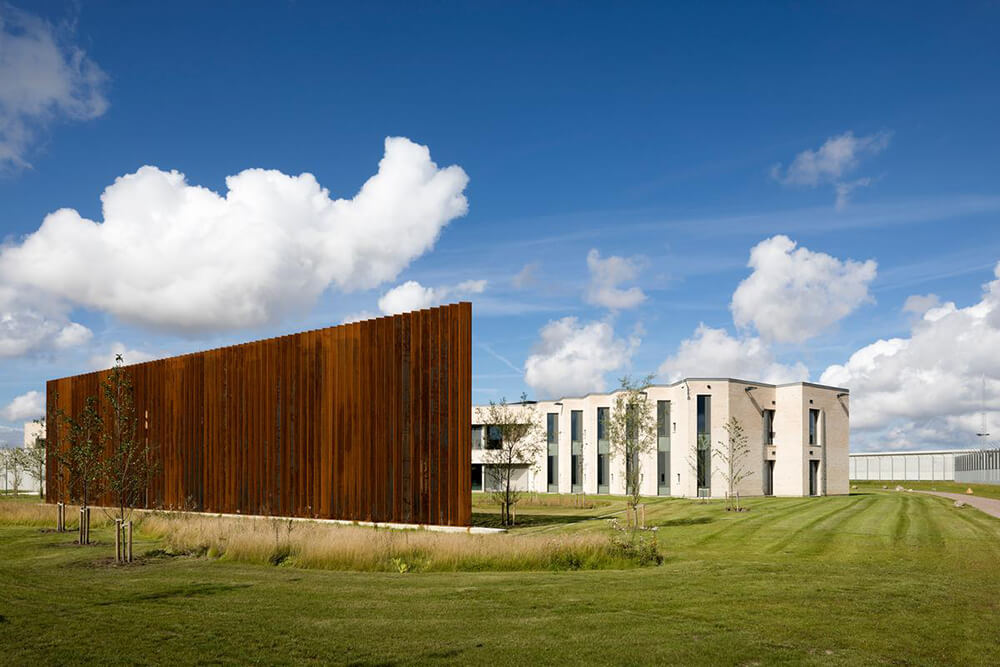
[[45, 302, 472, 526]]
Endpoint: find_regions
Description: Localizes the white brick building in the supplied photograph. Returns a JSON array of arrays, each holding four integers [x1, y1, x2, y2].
[[472, 378, 850, 498]]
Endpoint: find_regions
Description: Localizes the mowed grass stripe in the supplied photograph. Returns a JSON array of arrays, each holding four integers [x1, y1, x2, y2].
[[762, 495, 868, 555], [892, 493, 912, 545], [786, 493, 881, 559], [910, 493, 946, 549], [691, 498, 817, 546]]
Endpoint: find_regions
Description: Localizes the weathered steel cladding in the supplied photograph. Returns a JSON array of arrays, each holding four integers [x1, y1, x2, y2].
[[45, 303, 472, 526]]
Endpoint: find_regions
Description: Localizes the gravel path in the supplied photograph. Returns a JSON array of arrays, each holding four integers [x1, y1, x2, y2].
[[914, 490, 1000, 519]]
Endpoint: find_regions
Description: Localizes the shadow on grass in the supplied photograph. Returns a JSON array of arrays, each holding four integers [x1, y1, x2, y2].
[[654, 516, 716, 528], [95, 583, 252, 606]]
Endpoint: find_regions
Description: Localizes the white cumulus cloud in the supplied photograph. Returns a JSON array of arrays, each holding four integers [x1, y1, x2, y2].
[[902, 293, 941, 315], [524, 317, 638, 399], [0, 6, 109, 169], [731, 235, 877, 343], [820, 263, 1000, 448], [376, 278, 486, 316], [658, 324, 809, 384], [0, 137, 469, 335], [53, 321, 92, 348], [0, 285, 91, 357], [2, 390, 44, 421], [584, 249, 646, 310]]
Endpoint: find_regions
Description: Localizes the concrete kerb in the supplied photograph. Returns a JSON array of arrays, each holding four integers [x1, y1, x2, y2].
[[28, 503, 507, 534]]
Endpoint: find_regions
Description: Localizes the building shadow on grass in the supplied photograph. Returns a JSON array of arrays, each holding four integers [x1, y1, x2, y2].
[[654, 516, 716, 528], [95, 583, 252, 605]]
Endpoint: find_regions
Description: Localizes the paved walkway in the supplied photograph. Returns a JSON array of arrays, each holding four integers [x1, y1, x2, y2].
[[914, 490, 1000, 519]]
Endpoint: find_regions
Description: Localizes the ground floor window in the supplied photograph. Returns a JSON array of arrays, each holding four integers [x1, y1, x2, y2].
[[597, 452, 609, 493], [471, 464, 483, 491], [697, 435, 711, 497]]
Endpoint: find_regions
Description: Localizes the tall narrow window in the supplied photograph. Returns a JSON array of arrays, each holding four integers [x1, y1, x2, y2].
[[763, 409, 775, 445], [571, 410, 583, 493], [809, 409, 820, 445], [547, 413, 559, 492], [597, 407, 610, 494], [697, 395, 711, 497], [471, 463, 483, 491], [657, 400, 671, 496], [471, 425, 483, 450]]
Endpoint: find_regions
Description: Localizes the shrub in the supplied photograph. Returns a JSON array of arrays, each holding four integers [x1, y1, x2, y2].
[[606, 518, 664, 566]]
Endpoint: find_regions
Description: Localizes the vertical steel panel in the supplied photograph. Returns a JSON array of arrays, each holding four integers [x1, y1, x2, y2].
[[45, 303, 472, 526]]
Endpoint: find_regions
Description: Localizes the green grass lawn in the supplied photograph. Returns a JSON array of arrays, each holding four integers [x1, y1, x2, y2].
[[852, 479, 1000, 500], [2, 490, 999, 665]]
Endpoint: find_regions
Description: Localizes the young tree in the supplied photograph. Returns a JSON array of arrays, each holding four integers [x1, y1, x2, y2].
[[101, 354, 157, 524], [23, 419, 46, 499], [481, 394, 544, 527], [6, 446, 26, 495], [714, 417, 754, 511], [1, 446, 15, 494], [52, 394, 105, 542], [0, 446, 8, 494], [607, 374, 657, 517]]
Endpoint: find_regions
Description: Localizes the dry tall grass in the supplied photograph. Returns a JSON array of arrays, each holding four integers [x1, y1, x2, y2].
[[473, 492, 609, 510], [0, 499, 112, 529], [139, 512, 651, 572]]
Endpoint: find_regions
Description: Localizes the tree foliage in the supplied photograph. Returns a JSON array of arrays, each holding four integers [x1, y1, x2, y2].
[[52, 395, 105, 509], [481, 394, 544, 526], [607, 374, 657, 511], [2, 446, 27, 495], [22, 420, 46, 499], [714, 417, 754, 511], [101, 354, 158, 523]]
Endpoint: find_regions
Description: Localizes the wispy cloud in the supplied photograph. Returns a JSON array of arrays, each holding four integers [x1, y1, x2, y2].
[[451, 195, 1000, 254], [478, 342, 522, 375], [771, 131, 890, 187], [0, 6, 109, 170]]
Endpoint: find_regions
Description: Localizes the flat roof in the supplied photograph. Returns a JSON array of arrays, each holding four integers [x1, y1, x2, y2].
[[849, 449, 977, 456], [475, 377, 849, 407]]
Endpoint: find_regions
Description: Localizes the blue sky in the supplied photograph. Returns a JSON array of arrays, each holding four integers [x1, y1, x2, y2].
[[1, 1, 999, 451]]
